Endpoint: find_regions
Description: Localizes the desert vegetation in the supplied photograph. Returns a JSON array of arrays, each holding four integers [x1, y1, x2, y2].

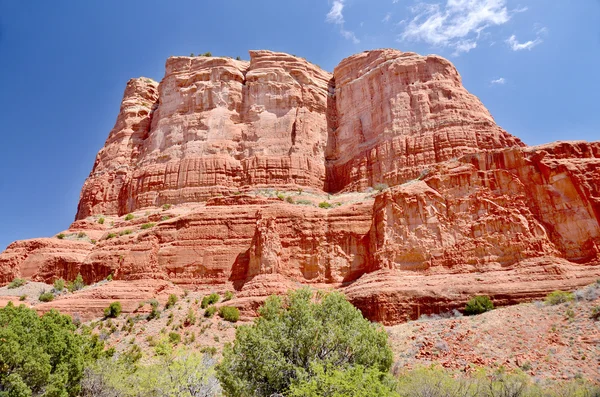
[[1, 283, 600, 396]]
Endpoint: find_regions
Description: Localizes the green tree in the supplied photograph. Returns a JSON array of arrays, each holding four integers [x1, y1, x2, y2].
[[0, 303, 107, 397], [216, 288, 393, 397]]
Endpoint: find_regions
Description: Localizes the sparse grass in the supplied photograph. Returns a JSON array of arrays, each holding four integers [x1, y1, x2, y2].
[[162, 204, 171, 210], [296, 199, 313, 206], [140, 222, 156, 230], [106, 233, 117, 240], [77, 232, 86, 238], [56, 233, 66, 239], [7, 278, 26, 289], [98, 217, 105, 224], [285, 196, 295, 204], [119, 229, 133, 236], [124, 213, 134, 221], [19, 294, 27, 301]]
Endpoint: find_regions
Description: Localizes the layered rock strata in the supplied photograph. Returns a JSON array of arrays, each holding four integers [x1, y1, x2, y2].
[[1, 50, 599, 324]]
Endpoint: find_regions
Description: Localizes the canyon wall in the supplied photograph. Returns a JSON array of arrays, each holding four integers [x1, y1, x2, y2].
[[2, 50, 599, 324]]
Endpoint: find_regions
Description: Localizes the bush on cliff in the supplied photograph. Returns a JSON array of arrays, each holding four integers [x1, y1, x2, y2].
[[201, 293, 220, 309], [464, 295, 494, 315], [0, 303, 107, 397], [104, 301, 122, 318], [216, 288, 393, 397]]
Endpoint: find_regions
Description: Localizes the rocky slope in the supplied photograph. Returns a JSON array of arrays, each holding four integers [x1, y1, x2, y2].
[[1, 49, 599, 324]]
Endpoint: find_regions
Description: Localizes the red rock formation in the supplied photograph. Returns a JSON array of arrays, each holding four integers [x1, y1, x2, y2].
[[2, 50, 599, 324]]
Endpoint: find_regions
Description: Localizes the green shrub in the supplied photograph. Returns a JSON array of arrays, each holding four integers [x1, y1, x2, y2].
[[77, 232, 86, 238], [148, 299, 160, 320], [53, 278, 65, 292], [56, 233, 66, 239], [224, 291, 234, 301], [464, 295, 494, 315], [141, 222, 156, 230], [216, 289, 392, 397], [98, 217, 105, 224], [168, 332, 181, 344], [7, 278, 26, 289], [204, 306, 217, 318], [285, 196, 295, 204], [591, 306, 600, 321], [165, 293, 179, 309], [545, 290, 574, 305], [162, 204, 172, 210], [318, 201, 332, 209], [19, 295, 27, 301], [184, 308, 197, 326], [235, 56, 241, 61], [67, 273, 85, 292], [374, 183, 389, 192], [201, 52, 212, 57], [106, 274, 113, 281], [219, 306, 240, 322], [39, 291, 54, 302], [104, 301, 122, 318], [119, 229, 132, 236], [124, 213, 134, 221], [289, 364, 399, 397], [0, 303, 108, 397], [106, 233, 117, 239], [201, 293, 220, 308]]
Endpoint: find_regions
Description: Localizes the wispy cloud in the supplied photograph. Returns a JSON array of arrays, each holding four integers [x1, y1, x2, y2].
[[491, 77, 506, 84], [326, 0, 360, 43], [505, 25, 547, 51], [505, 34, 541, 50], [399, 0, 514, 55], [383, 12, 392, 23]]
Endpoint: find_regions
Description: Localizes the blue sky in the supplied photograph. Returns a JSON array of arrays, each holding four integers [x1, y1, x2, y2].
[[0, 0, 599, 251]]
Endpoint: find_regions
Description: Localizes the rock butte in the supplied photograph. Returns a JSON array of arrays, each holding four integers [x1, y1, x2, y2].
[[1, 49, 599, 324]]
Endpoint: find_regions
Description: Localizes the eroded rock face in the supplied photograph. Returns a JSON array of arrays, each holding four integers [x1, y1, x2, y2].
[[325, 49, 523, 193], [2, 50, 600, 324]]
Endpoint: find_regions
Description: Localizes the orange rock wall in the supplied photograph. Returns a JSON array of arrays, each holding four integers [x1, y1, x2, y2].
[[2, 50, 600, 324]]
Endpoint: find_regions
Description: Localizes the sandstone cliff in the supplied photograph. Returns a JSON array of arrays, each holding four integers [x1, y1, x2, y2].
[[1, 50, 599, 324]]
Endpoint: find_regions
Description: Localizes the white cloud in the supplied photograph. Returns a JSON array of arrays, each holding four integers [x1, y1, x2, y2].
[[326, 0, 360, 43], [505, 34, 542, 51], [326, 1, 345, 24], [491, 77, 506, 84], [383, 12, 392, 23], [400, 0, 513, 55]]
